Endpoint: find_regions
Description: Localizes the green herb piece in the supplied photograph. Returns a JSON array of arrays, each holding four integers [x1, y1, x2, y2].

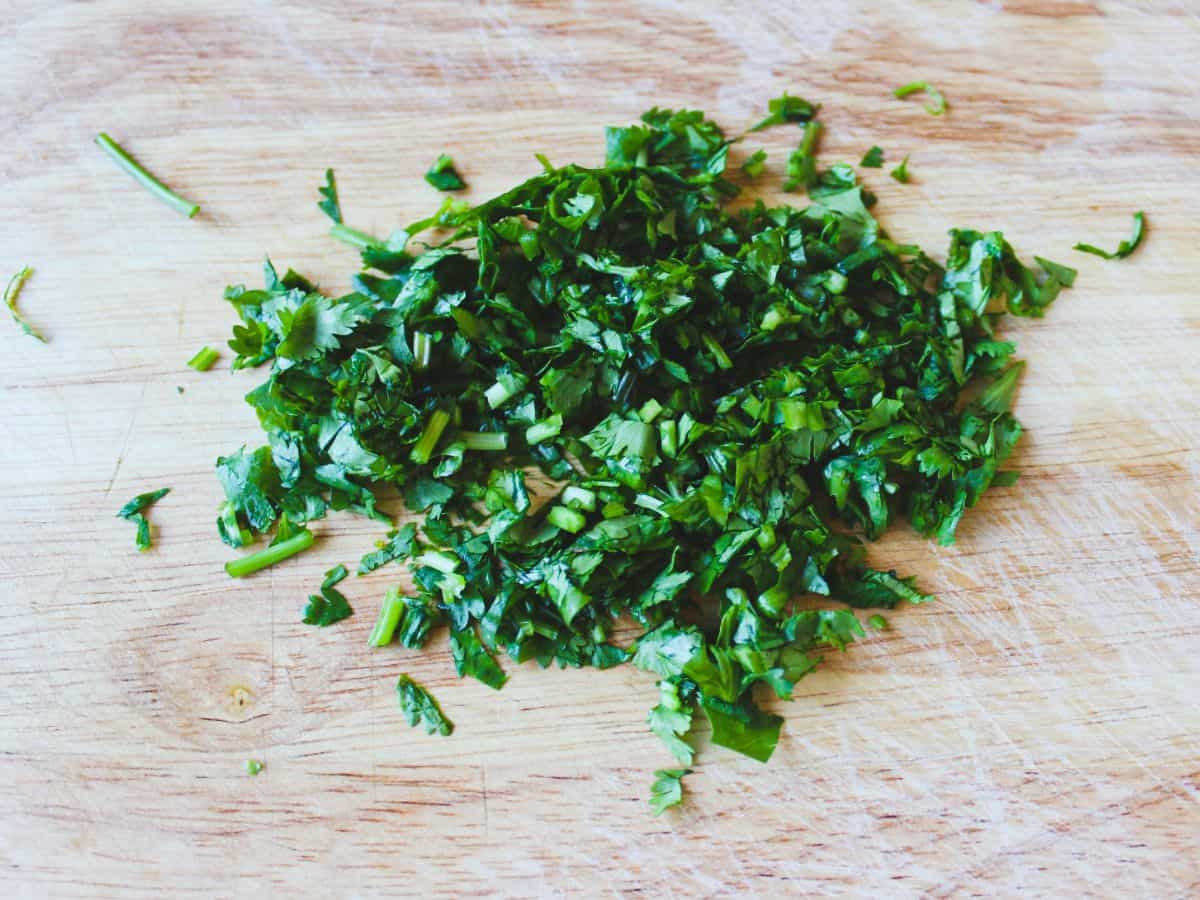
[[94, 132, 200, 218], [783, 120, 822, 192], [893, 81, 947, 115], [425, 154, 466, 192], [187, 346, 220, 371], [245, 759, 264, 775], [396, 675, 454, 735], [890, 154, 911, 183], [329, 224, 382, 249], [4, 266, 45, 343], [860, 146, 885, 168], [1073, 211, 1146, 260], [317, 168, 343, 224], [868, 614, 888, 630], [741, 149, 768, 177], [117, 487, 171, 551], [649, 768, 691, 815], [225, 528, 314, 578], [749, 92, 817, 131], [302, 578, 353, 626], [211, 98, 1073, 813]]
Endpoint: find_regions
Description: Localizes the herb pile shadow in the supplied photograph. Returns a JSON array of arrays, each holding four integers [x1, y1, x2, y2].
[[215, 100, 1073, 812]]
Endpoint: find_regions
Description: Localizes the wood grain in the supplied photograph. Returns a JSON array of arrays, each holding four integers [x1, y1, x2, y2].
[[2, 1, 1199, 896]]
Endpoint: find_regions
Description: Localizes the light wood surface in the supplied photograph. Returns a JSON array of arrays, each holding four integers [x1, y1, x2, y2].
[[2, 1, 1199, 896]]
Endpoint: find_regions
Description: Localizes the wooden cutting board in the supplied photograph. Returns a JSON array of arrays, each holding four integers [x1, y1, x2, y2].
[[2, 1, 1198, 896]]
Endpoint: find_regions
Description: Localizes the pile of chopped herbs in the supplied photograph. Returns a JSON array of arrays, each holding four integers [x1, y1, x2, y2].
[[214, 99, 1075, 812]]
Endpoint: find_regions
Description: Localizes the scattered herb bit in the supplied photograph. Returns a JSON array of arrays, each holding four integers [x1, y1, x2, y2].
[[302, 569, 353, 626], [396, 675, 454, 736], [177, 386, 185, 394], [649, 768, 691, 815], [783, 120, 822, 191], [212, 99, 1072, 811], [117, 487, 171, 551], [424, 154, 467, 192], [868, 614, 888, 630], [224, 528, 314, 578], [187, 346, 220, 371], [1073, 211, 1146, 260], [317, 168, 343, 224], [860, 146, 885, 168], [4, 266, 46, 343], [246, 759, 264, 775], [893, 81, 947, 116], [329, 224, 382, 250], [94, 132, 200, 218], [890, 154, 911, 183], [749, 92, 818, 131], [741, 149, 768, 178]]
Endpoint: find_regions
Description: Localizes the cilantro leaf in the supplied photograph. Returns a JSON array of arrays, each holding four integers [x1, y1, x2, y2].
[[860, 145, 885, 168], [302, 567, 353, 626], [396, 675, 454, 736], [425, 154, 466, 191], [317, 168, 343, 224], [649, 768, 691, 815], [358, 523, 418, 574], [116, 487, 171, 551], [749, 92, 817, 131], [1074, 211, 1146, 260], [890, 154, 911, 183], [4, 266, 46, 343]]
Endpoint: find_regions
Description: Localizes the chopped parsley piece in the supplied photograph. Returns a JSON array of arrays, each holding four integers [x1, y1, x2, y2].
[[783, 120, 822, 191], [741, 148, 768, 178], [649, 768, 691, 815], [117, 487, 171, 551], [245, 759, 264, 775], [860, 146, 885, 168], [1074, 211, 1146, 260], [424, 154, 466, 191], [187, 346, 220, 371], [4, 266, 45, 343], [890, 154, 911, 183], [317, 168, 343, 224], [95, 132, 200, 218], [396, 675, 454, 736], [749, 92, 818, 131], [893, 81, 947, 115]]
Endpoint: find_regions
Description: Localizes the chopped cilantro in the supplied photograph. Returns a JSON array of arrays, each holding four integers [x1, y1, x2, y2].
[[649, 768, 691, 814], [749, 92, 818, 131], [317, 168, 343, 224], [396, 675, 454, 736], [95, 133, 199, 218], [890, 154, 911, 183], [4, 266, 45, 343], [187, 346, 219, 371], [245, 759, 264, 775], [117, 487, 171, 551], [893, 81, 947, 115], [860, 145, 885, 168], [425, 154, 466, 192], [1074, 211, 1146, 260], [741, 148, 768, 178]]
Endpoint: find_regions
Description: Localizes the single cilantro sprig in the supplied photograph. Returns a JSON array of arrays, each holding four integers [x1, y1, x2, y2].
[[95, 133, 200, 218], [893, 81, 947, 115], [4, 266, 46, 343], [1074, 211, 1146, 260], [117, 487, 171, 551]]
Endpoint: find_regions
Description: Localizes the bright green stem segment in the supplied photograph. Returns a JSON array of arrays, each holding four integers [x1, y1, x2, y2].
[[410, 409, 451, 464], [368, 588, 405, 647], [547, 506, 587, 533], [411, 332, 433, 370], [187, 346, 219, 371], [458, 430, 508, 451], [225, 529, 314, 578], [329, 224, 381, 249], [95, 133, 200, 218]]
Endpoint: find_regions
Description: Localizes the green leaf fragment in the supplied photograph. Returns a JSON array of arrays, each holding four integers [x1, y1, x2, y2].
[[396, 675, 454, 736], [649, 768, 691, 815], [893, 81, 947, 115], [4, 266, 46, 343], [1074, 211, 1145, 260]]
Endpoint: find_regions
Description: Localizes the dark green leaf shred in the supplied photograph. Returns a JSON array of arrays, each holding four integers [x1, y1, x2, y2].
[[1074, 211, 1145, 260]]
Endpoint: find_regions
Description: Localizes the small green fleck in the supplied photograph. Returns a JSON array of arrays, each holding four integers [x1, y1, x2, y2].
[[425, 154, 466, 191], [94, 132, 200, 217], [890, 154, 911, 183], [868, 614, 888, 630], [246, 759, 264, 775], [860, 146, 885, 168], [893, 81, 947, 115]]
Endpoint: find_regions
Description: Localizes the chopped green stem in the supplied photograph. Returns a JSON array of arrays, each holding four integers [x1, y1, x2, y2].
[[411, 332, 433, 370], [562, 485, 597, 511], [659, 420, 678, 458], [547, 505, 587, 533], [485, 375, 527, 409], [329, 223, 382, 249], [95, 133, 200, 218], [458, 430, 508, 451], [187, 346, 220, 371], [417, 550, 459, 573], [368, 588, 405, 647], [701, 333, 733, 370], [525, 416, 563, 445], [410, 409, 450, 464], [225, 529, 314, 578], [4, 266, 46, 343], [638, 398, 664, 423]]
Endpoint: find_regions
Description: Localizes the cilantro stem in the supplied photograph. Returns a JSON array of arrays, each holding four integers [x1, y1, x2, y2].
[[187, 346, 220, 371], [95, 133, 200, 218], [458, 430, 508, 451], [410, 409, 450, 464], [547, 506, 587, 533], [411, 332, 433, 371], [701, 333, 733, 370], [561, 485, 597, 511], [4, 266, 46, 343], [368, 588, 405, 647], [485, 375, 526, 409], [225, 529, 314, 578], [329, 224, 382, 249]]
